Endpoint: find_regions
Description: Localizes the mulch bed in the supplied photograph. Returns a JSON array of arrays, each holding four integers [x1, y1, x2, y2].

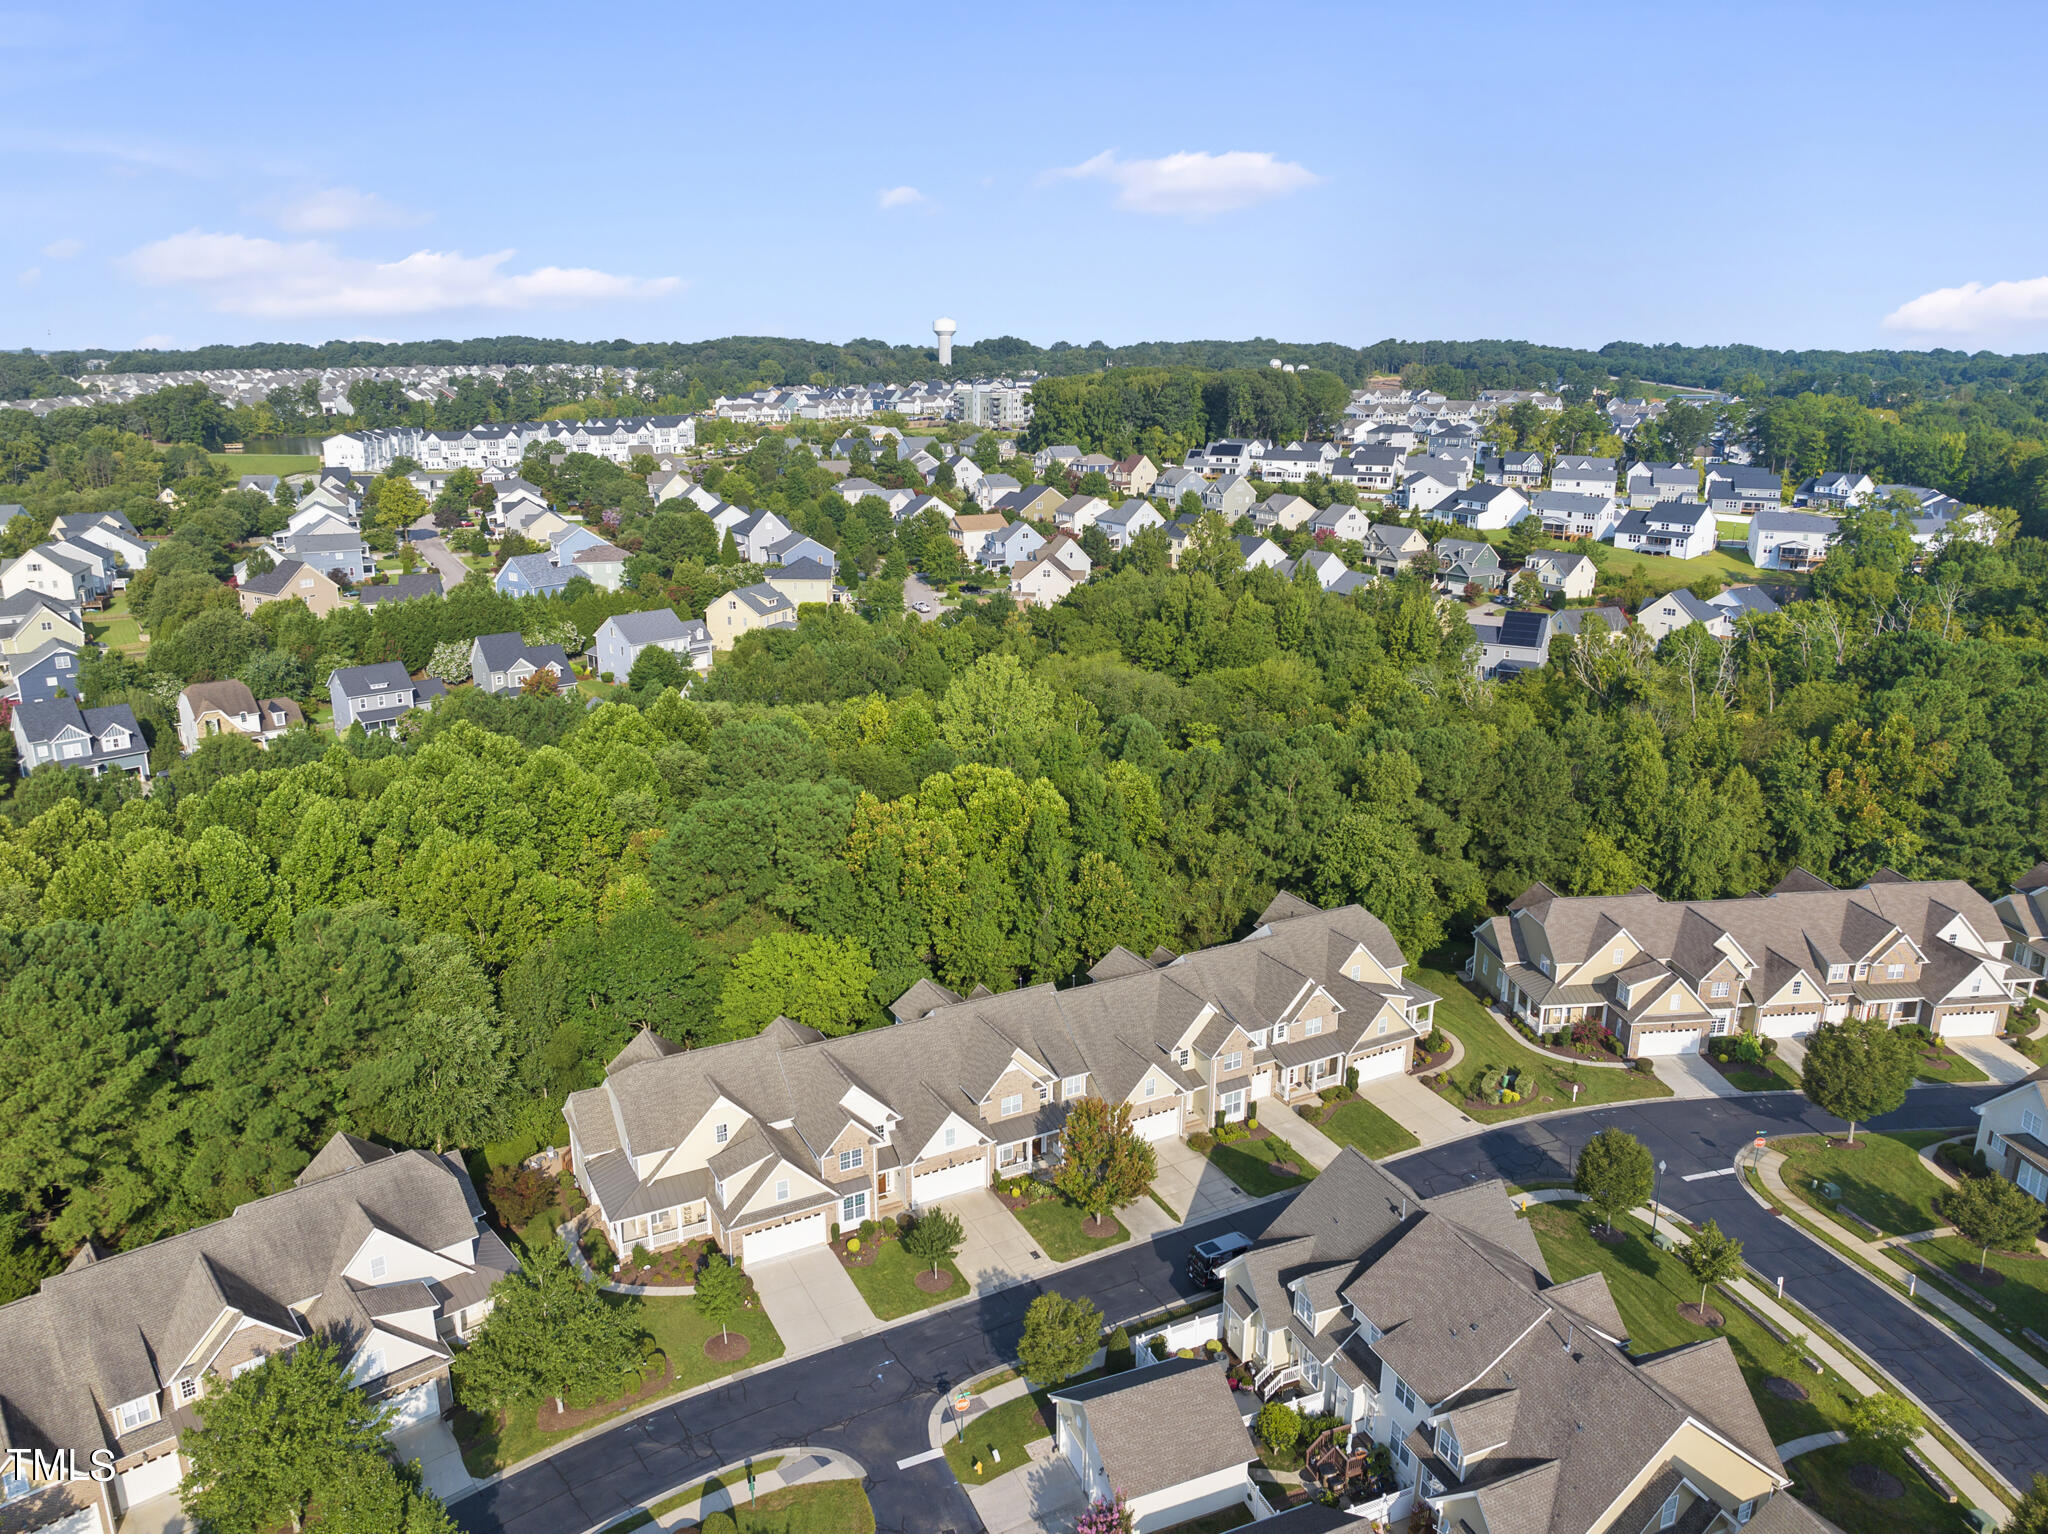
[[1847, 1462, 1905, 1501], [914, 1268, 955, 1293], [703, 1332, 753, 1363], [1678, 1303, 1725, 1327], [1593, 1228, 1630, 1246], [614, 1237, 717, 1287], [835, 1241, 879, 1268], [1270, 1161, 1303, 1177], [1411, 1046, 1452, 1073], [1082, 1215, 1119, 1238], [1766, 1376, 1810, 1402], [531, 1355, 674, 1433], [994, 1185, 1051, 1213], [1955, 1263, 2007, 1286]]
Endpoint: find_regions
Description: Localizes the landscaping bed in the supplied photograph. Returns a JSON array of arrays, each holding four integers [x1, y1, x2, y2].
[[843, 1238, 968, 1319], [1775, 1132, 1956, 1238], [615, 1236, 716, 1287]]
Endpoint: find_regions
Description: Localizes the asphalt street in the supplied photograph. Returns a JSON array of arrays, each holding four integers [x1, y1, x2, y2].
[[1389, 1084, 2048, 1494], [454, 1086, 2045, 1534]]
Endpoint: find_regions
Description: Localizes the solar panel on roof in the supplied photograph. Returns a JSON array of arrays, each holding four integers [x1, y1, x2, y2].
[[1499, 611, 1549, 648]]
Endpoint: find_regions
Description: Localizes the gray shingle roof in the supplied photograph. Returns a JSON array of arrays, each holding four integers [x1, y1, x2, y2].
[[1052, 1358, 1255, 1500]]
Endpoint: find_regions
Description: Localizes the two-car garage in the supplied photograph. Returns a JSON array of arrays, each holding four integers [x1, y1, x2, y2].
[[735, 1208, 829, 1265], [1131, 1105, 1183, 1142], [1939, 1010, 2001, 1038], [912, 1157, 990, 1208], [1632, 1026, 1704, 1057]]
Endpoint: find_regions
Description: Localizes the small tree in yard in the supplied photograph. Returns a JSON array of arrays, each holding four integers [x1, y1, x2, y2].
[[1076, 1493, 1134, 1534], [1574, 1128, 1654, 1232], [901, 1206, 964, 1278], [1018, 1290, 1102, 1387], [693, 1251, 749, 1343], [453, 1242, 647, 1415], [1848, 1392, 1924, 1455], [1944, 1173, 2045, 1275], [1679, 1219, 1744, 1306], [1800, 1015, 1914, 1143], [2005, 1472, 2048, 1534], [1052, 1096, 1158, 1227], [1257, 1400, 1302, 1454]]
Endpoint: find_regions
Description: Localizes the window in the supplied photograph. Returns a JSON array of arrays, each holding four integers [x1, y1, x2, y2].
[[116, 1396, 157, 1432], [714, 1122, 729, 1145], [178, 1376, 201, 1403], [1000, 1093, 1023, 1117], [1790, 980, 1803, 997], [1396, 1443, 1412, 1468], [1063, 1074, 1087, 1098], [1377, 1016, 1389, 1036], [1612, 947, 1626, 962], [1828, 966, 1846, 982], [368, 1254, 387, 1280], [1737, 1501, 1755, 1525], [838, 1147, 864, 1172], [1888, 964, 1904, 979], [841, 1191, 867, 1223], [2021, 1162, 2048, 1202], [1302, 1356, 1321, 1389], [1711, 981, 1729, 998], [1392, 1376, 1417, 1413], [1143, 1077, 1157, 1098], [1294, 1289, 1313, 1322], [1221, 1052, 1243, 1073], [2024, 1110, 2042, 1137], [1669, 992, 1682, 1011], [1273, 1023, 1289, 1043], [1305, 1018, 1322, 1036], [1660, 1490, 1680, 1530], [943, 1125, 957, 1150], [1175, 1049, 1191, 1068], [1037, 1082, 1051, 1104], [774, 1178, 791, 1202]]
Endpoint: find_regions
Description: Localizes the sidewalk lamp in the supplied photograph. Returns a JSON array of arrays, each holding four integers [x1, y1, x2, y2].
[[1651, 1160, 1666, 1242]]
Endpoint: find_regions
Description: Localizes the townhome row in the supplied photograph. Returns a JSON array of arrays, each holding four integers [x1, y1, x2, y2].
[[1472, 869, 2036, 1057], [322, 414, 698, 474], [0, 1134, 514, 1533], [562, 894, 1435, 1264], [1212, 1150, 1827, 1534]]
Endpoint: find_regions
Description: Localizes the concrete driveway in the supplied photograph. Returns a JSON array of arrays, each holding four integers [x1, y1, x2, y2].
[[1252, 1099, 1343, 1169], [1950, 1035, 2034, 1085], [390, 1415, 477, 1504], [963, 1436, 1085, 1534], [1652, 1052, 1742, 1100], [903, 573, 955, 622], [748, 1245, 877, 1356], [946, 1188, 1058, 1293], [1147, 1134, 1259, 1225], [1360, 1070, 1482, 1148]]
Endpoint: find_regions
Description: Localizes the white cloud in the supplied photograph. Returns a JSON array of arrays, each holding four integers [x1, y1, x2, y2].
[[120, 231, 680, 318], [1043, 149, 1318, 217], [1884, 276, 2048, 336], [878, 185, 926, 209], [41, 237, 82, 260], [17, 268, 40, 286], [277, 187, 425, 233]]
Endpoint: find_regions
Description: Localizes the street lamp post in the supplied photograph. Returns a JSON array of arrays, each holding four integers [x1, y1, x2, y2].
[[1651, 1159, 1667, 1242]]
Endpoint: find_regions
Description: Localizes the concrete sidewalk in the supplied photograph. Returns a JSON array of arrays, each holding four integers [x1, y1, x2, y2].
[[578, 1445, 865, 1534], [1774, 1431, 1846, 1461]]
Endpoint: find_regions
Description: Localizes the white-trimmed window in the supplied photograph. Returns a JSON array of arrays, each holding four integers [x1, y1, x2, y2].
[[943, 1125, 957, 1149], [1305, 1018, 1322, 1036], [116, 1395, 157, 1432], [1001, 1093, 1023, 1116], [178, 1376, 201, 1403], [1294, 1289, 1313, 1322], [838, 1147, 864, 1172], [1660, 1490, 1680, 1530], [1037, 1082, 1051, 1104], [1711, 981, 1729, 998], [1063, 1074, 1087, 1097], [368, 1254, 387, 1280], [1222, 1052, 1243, 1072], [774, 1178, 791, 1202], [1888, 964, 1904, 979], [2019, 1162, 2048, 1202], [1612, 947, 1625, 962], [1143, 1076, 1157, 1098], [1737, 1500, 1754, 1524], [1273, 1023, 1289, 1043], [1175, 1049, 1191, 1067], [714, 1122, 729, 1144], [841, 1191, 867, 1223], [1392, 1376, 1417, 1412]]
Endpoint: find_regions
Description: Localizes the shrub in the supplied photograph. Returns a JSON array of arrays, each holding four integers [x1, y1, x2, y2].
[[846, 1237, 860, 1254], [1188, 1131, 1215, 1152], [1424, 1027, 1448, 1053], [1257, 1401, 1302, 1453], [1345, 1065, 1360, 1092], [701, 1512, 738, 1534], [1633, 1057, 1656, 1073], [630, 1244, 653, 1272], [1177, 1347, 1196, 1359], [1107, 1325, 1133, 1370], [859, 1218, 877, 1242], [485, 1166, 556, 1229], [1148, 1336, 1168, 1360], [1205, 1339, 1222, 1355], [830, 1223, 840, 1242]]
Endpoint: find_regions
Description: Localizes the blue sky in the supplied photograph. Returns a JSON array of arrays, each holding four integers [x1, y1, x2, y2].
[[10, 0, 2048, 357]]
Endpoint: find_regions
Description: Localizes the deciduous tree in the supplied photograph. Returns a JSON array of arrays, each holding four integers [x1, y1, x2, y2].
[[1800, 1017, 1914, 1143], [1051, 1096, 1157, 1226], [1018, 1289, 1101, 1387], [1574, 1128, 1654, 1233]]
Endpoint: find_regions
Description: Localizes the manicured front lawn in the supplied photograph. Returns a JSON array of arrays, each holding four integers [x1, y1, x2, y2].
[[455, 1292, 785, 1477], [843, 1240, 968, 1319], [1914, 1237, 2048, 1347], [1010, 1196, 1130, 1263], [210, 451, 319, 476], [692, 1480, 874, 1534], [1313, 1095, 1419, 1160], [1716, 1056, 1803, 1091], [1911, 1045, 1988, 1084], [1777, 1133, 1954, 1238], [1418, 966, 1671, 1121], [944, 1390, 1053, 1484], [1789, 1442, 1977, 1534], [1202, 1132, 1315, 1198]]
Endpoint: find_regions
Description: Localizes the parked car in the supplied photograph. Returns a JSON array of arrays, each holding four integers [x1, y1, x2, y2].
[[1187, 1230, 1252, 1288], [914, 601, 932, 612]]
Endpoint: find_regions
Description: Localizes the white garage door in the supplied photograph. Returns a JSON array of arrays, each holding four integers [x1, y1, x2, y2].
[[1352, 1048, 1406, 1084], [119, 1450, 184, 1511], [912, 1158, 988, 1207], [1132, 1106, 1182, 1142], [1761, 1012, 1820, 1039], [1637, 1029, 1703, 1057], [739, 1209, 827, 1265], [1942, 1011, 1999, 1038]]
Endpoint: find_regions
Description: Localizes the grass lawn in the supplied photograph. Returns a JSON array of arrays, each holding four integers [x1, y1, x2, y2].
[[86, 595, 146, 656], [1911, 1046, 1988, 1085], [1914, 1237, 2048, 1348], [1712, 1055, 1803, 1092], [843, 1241, 967, 1319], [600, 1456, 791, 1530], [944, 1390, 1054, 1484], [1527, 1203, 1975, 1533], [210, 452, 319, 476], [1011, 1196, 1130, 1263], [1595, 542, 1780, 594], [455, 1292, 785, 1477], [1777, 1133, 1954, 1238], [1311, 1096, 1418, 1160], [1203, 1133, 1316, 1199], [1418, 966, 1671, 1121]]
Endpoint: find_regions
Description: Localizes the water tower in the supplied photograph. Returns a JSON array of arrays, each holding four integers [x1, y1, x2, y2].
[[934, 317, 956, 367]]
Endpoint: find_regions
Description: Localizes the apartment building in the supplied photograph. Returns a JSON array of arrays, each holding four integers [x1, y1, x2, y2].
[[323, 415, 697, 474], [0, 1134, 513, 1531], [562, 895, 1434, 1265], [1472, 870, 2033, 1057]]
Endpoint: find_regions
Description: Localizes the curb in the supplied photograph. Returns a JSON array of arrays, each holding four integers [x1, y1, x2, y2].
[[571, 1445, 866, 1534]]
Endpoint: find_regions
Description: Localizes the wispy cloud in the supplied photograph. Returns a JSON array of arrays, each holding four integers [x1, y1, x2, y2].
[[18, 268, 40, 286], [1042, 149, 1318, 217], [277, 187, 426, 233], [878, 185, 926, 209], [1884, 276, 2048, 337], [120, 231, 681, 318], [40, 237, 82, 260]]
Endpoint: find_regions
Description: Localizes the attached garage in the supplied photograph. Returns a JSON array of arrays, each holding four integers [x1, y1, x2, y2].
[[1635, 1027, 1703, 1057], [1939, 1010, 2000, 1038], [1760, 1011, 1821, 1039], [1132, 1105, 1182, 1142], [912, 1157, 988, 1207], [117, 1450, 185, 1511], [1351, 1047, 1406, 1084], [737, 1209, 827, 1265]]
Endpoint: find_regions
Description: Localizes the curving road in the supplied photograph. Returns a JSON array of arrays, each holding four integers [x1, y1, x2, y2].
[[454, 1087, 2045, 1534]]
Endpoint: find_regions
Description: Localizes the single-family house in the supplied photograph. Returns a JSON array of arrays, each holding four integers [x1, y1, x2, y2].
[[1051, 494, 1109, 533], [1552, 605, 1629, 642], [238, 559, 347, 617], [1441, 483, 1527, 531], [1796, 471, 1875, 508], [1397, 463, 1462, 514], [1328, 447, 1405, 494], [10, 699, 151, 782], [1635, 588, 1730, 643], [175, 680, 303, 752], [1185, 439, 1268, 476], [1, 543, 109, 607], [1076, 452, 1116, 482], [1033, 444, 1084, 478], [991, 485, 1065, 523], [593, 607, 713, 680], [1111, 454, 1158, 497], [357, 572, 445, 607], [1051, 1360, 1261, 1532], [1705, 465, 1784, 516], [51, 511, 150, 571], [950, 513, 1009, 563], [3, 639, 81, 705], [1480, 449, 1545, 488], [494, 551, 577, 599], [1625, 460, 1698, 508], [982, 520, 1047, 572], [1529, 490, 1621, 542], [1549, 454, 1618, 498], [1472, 608, 1556, 679], [1200, 474, 1258, 518], [1748, 508, 1839, 572], [1238, 535, 1288, 572], [765, 557, 839, 609], [1009, 552, 1081, 608], [470, 633, 571, 695], [1612, 500, 1715, 559], [1097, 499, 1166, 551], [1522, 549, 1596, 601], [1361, 523, 1430, 577], [1306, 503, 1374, 543], [1711, 584, 1780, 623], [0, 590, 85, 665], [1286, 549, 1352, 590], [1256, 441, 1339, 484], [1435, 539, 1504, 593], [1252, 493, 1318, 532], [1993, 862, 2048, 990], [328, 663, 445, 734], [1972, 1072, 2048, 1204], [707, 582, 799, 650], [730, 509, 797, 563], [972, 473, 1021, 510], [894, 493, 952, 526], [1040, 532, 1093, 580], [648, 468, 697, 504], [1151, 466, 1207, 507]]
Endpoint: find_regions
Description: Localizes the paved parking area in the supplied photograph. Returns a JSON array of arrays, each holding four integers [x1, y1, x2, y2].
[[1253, 1098, 1344, 1168], [748, 1244, 877, 1355], [390, 1415, 477, 1503], [946, 1188, 1060, 1294]]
